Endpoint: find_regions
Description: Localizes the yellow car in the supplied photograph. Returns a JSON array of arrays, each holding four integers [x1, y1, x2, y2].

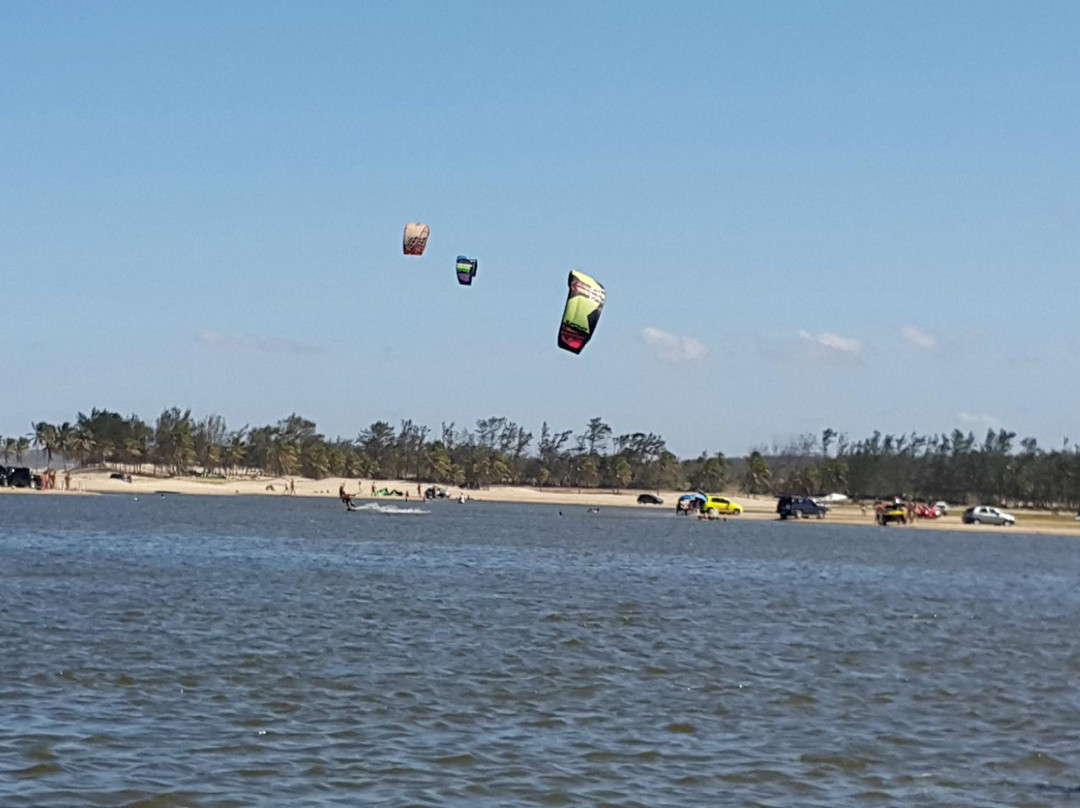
[[702, 496, 743, 516]]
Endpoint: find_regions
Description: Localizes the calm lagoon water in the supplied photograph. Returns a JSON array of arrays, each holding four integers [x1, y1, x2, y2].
[[2, 493, 1079, 807]]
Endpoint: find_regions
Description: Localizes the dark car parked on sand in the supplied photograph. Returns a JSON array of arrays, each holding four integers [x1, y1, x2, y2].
[[777, 495, 828, 519], [2, 467, 42, 489], [637, 493, 663, 505]]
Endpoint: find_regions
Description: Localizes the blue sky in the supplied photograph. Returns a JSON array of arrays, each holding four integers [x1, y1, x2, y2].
[[2, 1, 1078, 457]]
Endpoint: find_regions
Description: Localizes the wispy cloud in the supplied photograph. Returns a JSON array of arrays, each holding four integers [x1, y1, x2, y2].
[[641, 327, 707, 364], [798, 329, 862, 355], [796, 329, 864, 364], [195, 330, 325, 355], [900, 325, 937, 351], [958, 412, 1002, 430]]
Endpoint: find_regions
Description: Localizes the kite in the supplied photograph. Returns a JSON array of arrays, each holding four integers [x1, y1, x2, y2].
[[456, 255, 477, 285], [557, 270, 605, 354], [403, 222, 430, 255]]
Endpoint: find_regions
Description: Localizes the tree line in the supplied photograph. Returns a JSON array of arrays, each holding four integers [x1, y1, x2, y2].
[[5, 409, 1079, 508]]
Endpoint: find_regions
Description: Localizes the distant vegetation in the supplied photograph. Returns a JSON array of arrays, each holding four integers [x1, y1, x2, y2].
[[5, 410, 1079, 508]]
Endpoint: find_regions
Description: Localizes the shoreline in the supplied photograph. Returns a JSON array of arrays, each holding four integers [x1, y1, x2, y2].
[[5, 469, 1080, 537]]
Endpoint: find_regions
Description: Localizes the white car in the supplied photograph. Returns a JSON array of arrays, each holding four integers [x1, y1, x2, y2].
[[961, 506, 1015, 526]]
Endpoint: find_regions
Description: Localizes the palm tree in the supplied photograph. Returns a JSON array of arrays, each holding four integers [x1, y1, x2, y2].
[[468, 454, 494, 487], [741, 450, 772, 495], [819, 458, 850, 495], [300, 442, 330, 479], [574, 455, 600, 488], [123, 438, 146, 473], [489, 455, 512, 484], [154, 408, 196, 475], [611, 455, 632, 491], [652, 451, 684, 490], [689, 452, 729, 492], [224, 433, 248, 476], [794, 465, 821, 496], [426, 443, 453, 484], [358, 421, 396, 475], [55, 422, 76, 465], [71, 428, 96, 467], [267, 439, 300, 476], [345, 451, 371, 479], [451, 463, 466, 487], [15, 437, 30, 464], [32, 422, 58, 468]]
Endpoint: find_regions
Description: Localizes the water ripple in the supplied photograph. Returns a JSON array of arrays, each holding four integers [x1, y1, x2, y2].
[[2, 495, 1079, 806]]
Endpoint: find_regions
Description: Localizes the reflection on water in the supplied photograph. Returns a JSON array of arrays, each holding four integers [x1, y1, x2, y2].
[[2, 494, 1079, 806]]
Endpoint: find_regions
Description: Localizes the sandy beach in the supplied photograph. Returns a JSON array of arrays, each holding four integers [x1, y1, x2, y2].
[[5, 468, 1078, 537]]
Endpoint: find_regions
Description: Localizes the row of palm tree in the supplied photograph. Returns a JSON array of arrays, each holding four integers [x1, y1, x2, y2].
[[1, 436, 31, 464], [6, 410, 1080, 507], [745, 428, 1080, 509], [5, 410, 725, 492]]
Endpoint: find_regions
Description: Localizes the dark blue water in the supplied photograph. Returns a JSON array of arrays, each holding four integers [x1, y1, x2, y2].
[[2, 493, 1079, 806]]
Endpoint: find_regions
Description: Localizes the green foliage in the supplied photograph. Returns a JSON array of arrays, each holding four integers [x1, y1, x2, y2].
[[686, 452, 729, 493], [15, 410, 1080, 506]]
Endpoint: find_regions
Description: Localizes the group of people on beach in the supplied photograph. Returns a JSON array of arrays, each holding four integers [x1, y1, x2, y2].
[[35, 470, 72, 490]]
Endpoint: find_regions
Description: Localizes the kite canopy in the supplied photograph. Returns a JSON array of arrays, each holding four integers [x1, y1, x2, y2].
[[557, 270, 605, 354], [403, 222, 430, 255], [456, 255, 477, 286]]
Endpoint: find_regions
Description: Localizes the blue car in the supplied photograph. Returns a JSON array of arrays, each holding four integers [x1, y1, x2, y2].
[[777, 496, 828, 519]]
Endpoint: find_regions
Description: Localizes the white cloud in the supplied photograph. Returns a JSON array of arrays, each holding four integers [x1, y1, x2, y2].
[[797, 329, 863, 359], [901, 325, 938, 350], [641, 327, 707, 364], [958, 412, 1002, 430], [196, 330, 324, 355]]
